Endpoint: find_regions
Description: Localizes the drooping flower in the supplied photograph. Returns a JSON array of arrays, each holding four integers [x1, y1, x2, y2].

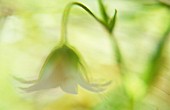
[[18, 44, 109, 94]]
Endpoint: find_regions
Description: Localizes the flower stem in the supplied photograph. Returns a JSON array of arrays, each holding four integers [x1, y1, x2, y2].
[[107, 24, 124, 77], [109, 34, 122, 64], [60, 2, 106, 45]]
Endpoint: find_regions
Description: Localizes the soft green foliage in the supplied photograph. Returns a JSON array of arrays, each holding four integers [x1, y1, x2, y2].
[[143, 24, 170, 86]]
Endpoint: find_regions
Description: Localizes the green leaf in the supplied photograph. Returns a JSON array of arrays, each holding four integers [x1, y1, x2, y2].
[[98, 0, 109, 23], [143, 24, 170, 86], [109, 9, 117, 33]]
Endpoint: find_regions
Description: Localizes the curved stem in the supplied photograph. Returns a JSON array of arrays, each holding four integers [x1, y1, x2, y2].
[[109, 33, 124, 76], [60, 2, 106, 45]]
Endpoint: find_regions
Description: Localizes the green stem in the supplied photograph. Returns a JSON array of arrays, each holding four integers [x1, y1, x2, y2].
[[110, 34, 122, 64], [60, 2, 106, 45], [108, 32, 124, 77]]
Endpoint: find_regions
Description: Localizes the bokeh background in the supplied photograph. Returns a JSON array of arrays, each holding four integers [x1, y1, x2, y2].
[[0, 0, 170, 110]]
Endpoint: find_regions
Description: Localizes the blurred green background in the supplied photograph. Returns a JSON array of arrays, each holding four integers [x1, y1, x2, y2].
[[0, 0, 170, 110]]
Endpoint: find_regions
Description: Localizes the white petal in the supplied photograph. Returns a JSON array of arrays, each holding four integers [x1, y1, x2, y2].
[[60, 79, 78, 94], [23, 80, 58, 92], [12, 75, 37, 84], [76, 74, 106, 92], [24, 71, 60, 92], [78, 80, 105, 92], [91, 81, 112, 87]]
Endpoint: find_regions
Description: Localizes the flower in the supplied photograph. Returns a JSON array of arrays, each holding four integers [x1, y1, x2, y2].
[[18, 44, 109, 94]]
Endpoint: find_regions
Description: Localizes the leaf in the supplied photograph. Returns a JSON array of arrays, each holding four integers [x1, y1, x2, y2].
[[109, 9, 117, 33], [143, 24, 170, 86], [98, 0, 109, 23]]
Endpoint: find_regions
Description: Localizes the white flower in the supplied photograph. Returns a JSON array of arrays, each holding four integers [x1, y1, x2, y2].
[[18, 45, 110, 94]]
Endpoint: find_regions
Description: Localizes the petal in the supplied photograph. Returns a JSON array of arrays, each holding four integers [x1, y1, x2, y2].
[[76, 73, 107, 92], [12, 75, 37, 84], [90, 81, 112, 87], [60, 79, 78, 94], [78, 80, 105, 92], [23, 79, 59, 92], [23, 70, 60, 92]]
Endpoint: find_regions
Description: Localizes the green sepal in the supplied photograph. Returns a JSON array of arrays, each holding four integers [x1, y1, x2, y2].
[[98, 0, 109, 23], [109, 9, 117, 33]]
